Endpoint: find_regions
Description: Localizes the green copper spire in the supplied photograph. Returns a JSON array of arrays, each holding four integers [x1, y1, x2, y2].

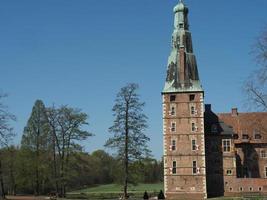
[[163, 1, 203, 93]]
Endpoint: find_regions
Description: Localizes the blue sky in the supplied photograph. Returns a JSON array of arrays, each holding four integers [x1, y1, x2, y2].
[[0, 0, 266, 159]]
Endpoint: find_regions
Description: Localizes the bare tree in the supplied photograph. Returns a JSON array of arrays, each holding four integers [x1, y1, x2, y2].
[[0, 93, 15, 199], [105, 83, 150, 199], [47, 105, 92, 197], [244, 26, 267, 111]]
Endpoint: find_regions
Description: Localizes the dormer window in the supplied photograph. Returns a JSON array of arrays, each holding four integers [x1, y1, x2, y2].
[[255, 134, 261, 140], [254, 130, 261, 139], [242, 134, 249, 140]]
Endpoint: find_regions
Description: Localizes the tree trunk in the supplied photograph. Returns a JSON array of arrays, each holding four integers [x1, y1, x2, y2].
[[124, 102, 129, 199], [52, 134, 59, 195], [0, 160, 5, 200], [36, 133, 40, 196]]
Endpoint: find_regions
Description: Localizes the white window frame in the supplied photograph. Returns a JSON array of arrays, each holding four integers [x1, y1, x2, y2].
[[222, 139, 231, 152], [261, 150, 266, 158]]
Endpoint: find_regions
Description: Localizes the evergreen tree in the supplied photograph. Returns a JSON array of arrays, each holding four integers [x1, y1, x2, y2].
[[105, 83, 150, 199], [21, 100, 50, 195]]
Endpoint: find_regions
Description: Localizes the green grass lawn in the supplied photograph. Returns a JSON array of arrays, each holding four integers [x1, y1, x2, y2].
[[70, 183, 163, 194], [67, 183, 163, 199]]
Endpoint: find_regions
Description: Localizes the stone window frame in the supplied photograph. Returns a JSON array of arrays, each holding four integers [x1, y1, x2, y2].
[[226, 169, 232, 175], [239, 187, 243, 192], [192, 160, 197, 175], [169, 103, 176, 116], [170, 121, 176, 132], [172, 160, 177, 174], [191, 121, 197, 132], [265, 166, 267, 178], [171, 139, 176, 151], [191, 138, 197, 151], [189, 103, 197, 116], [259, 187, 262, 191], [222, 139, 231, 153], [249, 187, 253, 191]]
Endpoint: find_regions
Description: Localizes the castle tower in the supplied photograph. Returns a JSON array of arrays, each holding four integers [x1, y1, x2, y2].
[[162, 1, 207, 199]]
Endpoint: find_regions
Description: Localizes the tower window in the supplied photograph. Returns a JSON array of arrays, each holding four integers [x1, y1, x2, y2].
[[189, 94, 195, 101], [192, 139, 197, 151], [171, 140, 176, 151], [172, 161, 177, 174], [192, 161, 197, 174], [171, 122, 176, 132], [239, 187, 243, 191], [222, 139, 231, 152], [179, 23, 184, 29], [191, 122, 196, 132], [170, 95, 176, 102], [170, 104, 176, 116], [190, 106, 196, 115]]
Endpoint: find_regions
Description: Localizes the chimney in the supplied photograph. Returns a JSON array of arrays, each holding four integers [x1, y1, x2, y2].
[[231, 108, 238, 116], [205, 104, 211, 112]]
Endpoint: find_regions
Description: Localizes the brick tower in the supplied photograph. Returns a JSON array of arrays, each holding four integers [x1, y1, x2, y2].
[[162, 1, 207, 199]]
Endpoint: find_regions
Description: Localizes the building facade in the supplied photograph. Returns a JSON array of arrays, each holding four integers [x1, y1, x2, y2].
[[162, 1, 267, 199]]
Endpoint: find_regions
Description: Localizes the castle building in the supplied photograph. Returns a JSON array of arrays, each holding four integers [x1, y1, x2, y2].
[[162, 1, 267, 199]]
